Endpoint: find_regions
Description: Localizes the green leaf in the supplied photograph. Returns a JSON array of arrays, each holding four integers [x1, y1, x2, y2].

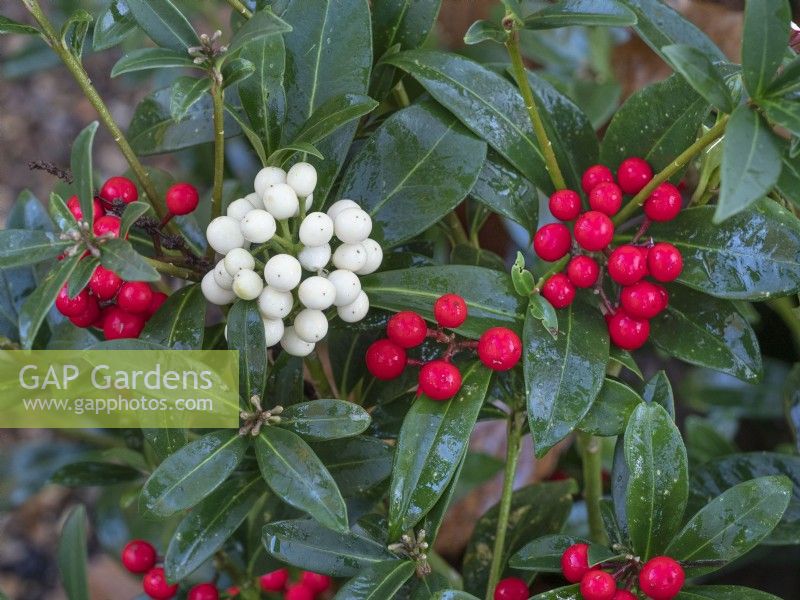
[[464, 20, 507, 45], [645, 200, 800, 300], [0, 15, 40, 35], [523, 0, 637, 29], [766, 55, 800, 97], [362, 266, 525, 339], [49, 192, 78, 232], [169, 76, 212, 121], [528, 293, 559, 339], [372, 0, 441, 58], [99, 238, 160, 282], [262, 518, 396, 577], [141, 284, 206, 349], [279, 400, 371, 441], [0, 230, 70, 267], [339, 102, 486, 246], [763, 97, 800, 138], [228, 8, 291, 54], [256, 426, 349, 532], [388, 362, 491, 538], [676, 586, 782, 600], [665, 476, 791, 576], [511, 253, 536, 296], [140, 430, 248, 517], [624, 403, 688, 560], [238, 33, 285, 157], [270, 142, 325, 166], [716, 106, 782, 222], [57, 505, 89, 600], [524, 301, 609, 457], [433, 592, 482, 600], [51, 462, 141, 487], [650, 286, 762, 383], [470, 151, 538, 231], [60, 10, 92, 60], [642, 370, 675, 417], [92, 0, 137, 50], [600, 74, 709, 174], [227, 299, 267, 401], [68, 256, 98, 301], [119, 201, 150, 237], [685, 416, 738, 466], [70, 122, 98, 230], [509, 534, 581, 571], [225, 103, 268, 165], [530, 586, 580, 600], [293, 93, 378, 146], [334, 560, 415, 600], [221, 57, 255, 89], [142, 428, 188, 463], [383, 49, 550, 190], [609, 347, 643, 380], [125, 0, 199, 51], [690, 453, 800, 545], [741, 0, 791, 97], [313, 436, 394, 496], [111, 47, 196, 77], [165, 473, 263, 580], [786, 364, 800, 452], [579, 378, 643, 437], [662, 44, 734, 112], [463, 480, 577, 595]]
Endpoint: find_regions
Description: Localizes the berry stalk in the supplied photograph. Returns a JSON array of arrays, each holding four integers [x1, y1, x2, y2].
[[145, 257, 202, 281], [210, 69, 226, 241], [225, 0, 253, 19], [577, 431, 608, 545]]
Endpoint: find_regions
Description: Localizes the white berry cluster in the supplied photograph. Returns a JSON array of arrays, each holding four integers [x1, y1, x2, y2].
[[201, 162, 382, 357]]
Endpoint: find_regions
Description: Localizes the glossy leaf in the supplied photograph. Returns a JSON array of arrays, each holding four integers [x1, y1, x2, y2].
[[99, 238, 160, 282], [766, 55, 800, 97], [662, 44, 734, 112], [388, 362, 491, 538], [676, 586, 782, 600], [142, 428, 188, 463], [111, 48, 196, 77], [60, 10, 92, 60], [125, 0, 199, 51], [609, 347, 643, 380], [57, 505, 89, 600], [314, 436, 394, 496], [579, 378, 643, 437], [293, 94, 378, 146], [741, 0, 791, 97], [140, 430, 248, 517], [70, 122, 98, 230], [51, 462, 142, 487], [372, 0, 441, 58], [470, 151, 538, 231], [509, 534, 580, 571], [786, 364, 800, 452], [527, 293, 559, 340], [433, 593, 481, 600], [334, 560, 415, 600], [170, 76, 212, 121], [524, 301, 608, 457], [339, 102, 486, 246], [141, 284, 206, 349], [464, 20, 507, 45], [0, 230, 70, 267], [511, 253, 536, 296], [665, 476, 791, 576], [279, 399, 371, 441], [238, 33, 285, 157], [67, 256, 98, 298], [624, 403, 688, 560], [118, 202, 150, 240], [650, 286, 762, 383], [49, 192, 78, 232], [523, 0, 637, 29], [531, 586, 580, 600], [227, 299, 267, 401], [256, 426, 349, 532], [763, 97, 800, 139], [642, 370, 675, 418], [228, 8, 291, 54], [685, 416, 738, 466], [0, 15, 40, 35], [92, 0, 137, 50], [222, 57, 256, 89]]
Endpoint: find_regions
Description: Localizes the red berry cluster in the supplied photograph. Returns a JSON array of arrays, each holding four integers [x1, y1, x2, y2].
[[365, 294, 522, 401], [533, 158, 685, 350], [493, 577, 529, 600], [561, 543, 685, 600], [121, 539, 219, 599], [259, 568, 332, 599]]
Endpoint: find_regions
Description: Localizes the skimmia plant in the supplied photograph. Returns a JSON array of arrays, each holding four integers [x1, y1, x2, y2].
[[1, 0, 800, 599]]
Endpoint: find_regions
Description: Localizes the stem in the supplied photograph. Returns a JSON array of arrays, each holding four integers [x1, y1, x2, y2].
[[505, 28, 567, 191], [768, 297, 800, 357], [534, 256, 570, 290], [211, 73, 226, 223], [306, 352, 336, 398], [485, 411, 525, 600], [225, 0, 253, 19], [22, 0, 164, 219], [577, 431, 608, 545], [445, 212, 470, 246], [613, 116, 730, 225], [145, 257, 202, 281]]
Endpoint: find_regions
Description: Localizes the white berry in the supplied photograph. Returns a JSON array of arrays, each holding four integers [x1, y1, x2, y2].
[[262, 317, 284, 347], [356, 238, 383, 275], [254, 166, 286, 198], [299, 212, 334, 246], [332, 242, 367, 271], [245, 192, 262, 209], [334, 207, 372, 243], [286, 162, 317, 197], [240, 209, 277, 243], [327, 269, 361, 307], [298, 244, 332, 272], [327, 199, 359, 221], [223, 248, 255, 275], [263, 183, 299, 220], [207, 216, 245, 255], [227, 197, 257, 220], [213, 260, 234, 290], [232, 269, 264, 300], [298, 276, 336, 310], [201, 271, 236, 305], [293, 308, 329, 343], [264, 253, 302, 292], [337, 291, 369, 323], [280, 326, 315, 357], [258, 286, 294, 319]]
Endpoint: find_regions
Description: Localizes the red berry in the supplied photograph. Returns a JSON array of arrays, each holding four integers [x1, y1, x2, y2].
[[607, 310, 650, 350], [103, 306, 146, 340], [647, 243, 683, 282], [365, 339, 407, 380], [300, 571, 332, 593], [643, 182, 682, 222], [89, 265, 122, 301], [66, 195, 105, 221], [542, 273, 575, 309], [561, 543, 590, 583], [607, 245, 648, 285], [478, 327, 522, 371], [567, 256, 600, 288], [147, 291, 169, 318], [166, 182, 200, 215], [581, 164, 614, 194], [68, 296, 101, 328], [617, 157, 653, 195], [493, 577, 529, 600], [187, 583, 219, 600], [387, 311, 427, 348], [574, 211, 614, 252], [120, 540, 157, 574], [589, 182, 623, 216], [638, 556, 685, 600], [613, 591, 637, 600], [533, 223, 572, 262], [118, 281, 154, 314], [259, 569, 289, 592], [620, 281, 668, 319], [549, 189, 582, 221], [55, 284, 91, 317], [284, 583, 315, 600], [433, 293, 468, 328], [225, 587, 240, 598], [142, 567, 178, 600], [100, 176, 138, 204], [93, 215, 122, 238], [419, 360, 462, 400], [580, 570, 617, 600]]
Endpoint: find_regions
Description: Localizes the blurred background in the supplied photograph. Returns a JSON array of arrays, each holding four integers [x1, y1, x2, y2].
[[1, 1, 799, 599]]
